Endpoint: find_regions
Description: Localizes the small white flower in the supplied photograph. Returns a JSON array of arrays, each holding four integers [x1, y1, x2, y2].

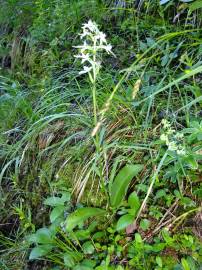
[[96, 31, 107, 44], [74, 53, 91, 64], [102, 44, 113, 54], [160, 119, 186, 156], [175, 132, 184, 140], [167, 128, 175, 135], [74, 43, 91, 51], [79, 65, 93, 75], [80, 32, 87, 39], [176, 148, 186, 156], [168, 141, 178, 151], [161, 119, 171, 129], [84, 20, 98, 31], [160, 134, 169, 144], [74, 20, 114, 78]]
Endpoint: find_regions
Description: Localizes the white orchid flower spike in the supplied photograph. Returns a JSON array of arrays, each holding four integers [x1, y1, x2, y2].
[[74, 20, 114, 81]]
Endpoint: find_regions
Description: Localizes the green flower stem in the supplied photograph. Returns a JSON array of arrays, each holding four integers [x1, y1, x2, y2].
[[92, 79, 97, 127], [91, 44, 100, 151], [92, 43, 97, 127]]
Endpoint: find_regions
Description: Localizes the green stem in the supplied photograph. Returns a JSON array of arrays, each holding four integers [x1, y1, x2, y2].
[[92, 80, 97, 127], [91, 44, 100, 151], [92, 42, 97, 127]]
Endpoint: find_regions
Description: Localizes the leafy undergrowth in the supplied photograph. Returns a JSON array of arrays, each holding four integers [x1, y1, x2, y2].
[[0, 0, 202, 269]]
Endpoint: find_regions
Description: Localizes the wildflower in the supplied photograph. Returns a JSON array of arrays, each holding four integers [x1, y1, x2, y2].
[[78, 65, 93, 75], [161, 119, 171, 129], [160, 119, 186, 156], [74, 52, 91, 64], [168, 141, 178, 151], [175, 132, 184, 140], [97, 32, 107, 44], [74, 20, 114, 136], [176, 148, 186, 156], [167, 128, 175, 135], [101, 44, 113, 54], [74, 20, 113, 80], [81, 19, 99, 33], [160, 134, 169, 145]]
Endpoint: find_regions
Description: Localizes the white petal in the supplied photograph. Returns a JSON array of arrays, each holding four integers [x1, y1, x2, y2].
[[99, 32, 107, 44], [82, 20, 99, 33], [79, 66, 92, 75]]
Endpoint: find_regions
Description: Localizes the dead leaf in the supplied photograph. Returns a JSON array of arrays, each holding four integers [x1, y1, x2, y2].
[[126, 220, 137, 235]]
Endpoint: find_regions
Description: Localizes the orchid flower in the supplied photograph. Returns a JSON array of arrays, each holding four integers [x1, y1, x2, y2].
[[160, 119, 186, 156], [74, 20, 113, 81]]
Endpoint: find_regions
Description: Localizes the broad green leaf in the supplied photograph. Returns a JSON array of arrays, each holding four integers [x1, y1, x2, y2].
[[155, 189, 167, 199], [116, 266, 124, 270], [181, 258, 191, 270], [95, 266, 108, 270], [82, 259, 97, 268], [108, 157, 123, 195], [136, 183, 148, 192], [181, 197, 195, 207], [189, 0, 202, 12], [88, 221, 98, 232], [50, 205, 65, 223], [28, 228, 52, 244], [152, 243, 166, 252], [110, 164, 143, 208], [186, 256, 196, 270], [106, 254, 110, 266], [128, 192, 140, 215], [64, 253, 75, 268], [156, 256, 163, 267], [44, 192, 71, 207], [144, 244, 153, 252], [74, 265, 94, 270], [193, 187, 202, 198], [82, 241, 95, 254], [66, 208, 106, 231], [74, 229, 90, 240], [184, 155, 198, 169], [174, 189, 182, 199], [135, 233, 143, 244], [29, 245, 53, 260], [44, 196, 65, 206], [162, 229, 174, 244], [140, 219, 150, 231], [61, 191, 71, 202], [116, 214, 134, 231], [92, 231, 105, 240]]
